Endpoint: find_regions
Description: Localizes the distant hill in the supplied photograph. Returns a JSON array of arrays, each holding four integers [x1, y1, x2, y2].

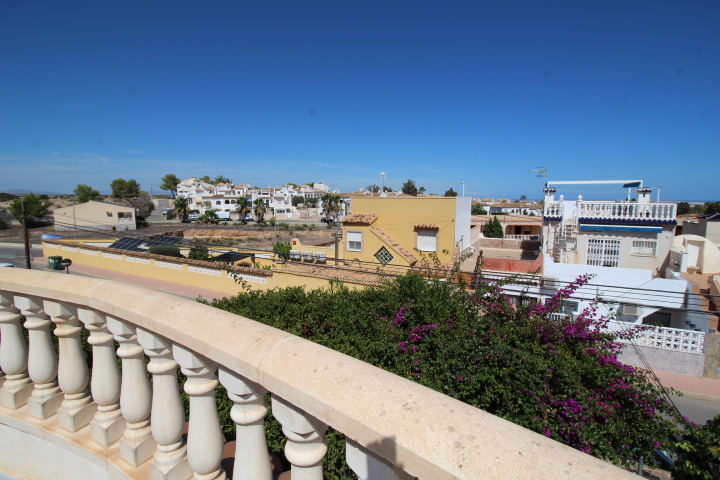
[[2, 189, 66, 196]]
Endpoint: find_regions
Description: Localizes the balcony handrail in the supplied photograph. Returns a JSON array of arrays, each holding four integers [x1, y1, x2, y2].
[[0, 269, 636, 479]]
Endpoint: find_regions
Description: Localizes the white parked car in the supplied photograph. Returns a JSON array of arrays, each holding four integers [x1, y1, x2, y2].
[[163, 208, 171, 215], [188, 213, 200, 221], [0, 263, 15, 268]]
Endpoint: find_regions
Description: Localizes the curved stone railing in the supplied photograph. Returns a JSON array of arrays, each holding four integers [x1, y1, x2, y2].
[[0, 269, 638, 480]]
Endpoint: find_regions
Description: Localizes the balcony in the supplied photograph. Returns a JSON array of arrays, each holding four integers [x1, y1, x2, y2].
[[0, 269, 636, 480], [544, 201, 676, 224]]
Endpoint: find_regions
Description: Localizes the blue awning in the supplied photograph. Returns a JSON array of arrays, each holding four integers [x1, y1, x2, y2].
[[579, 224, 662, 233]]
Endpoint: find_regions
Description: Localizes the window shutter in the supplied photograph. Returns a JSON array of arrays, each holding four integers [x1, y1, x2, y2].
[[417, 230, 437, 252]]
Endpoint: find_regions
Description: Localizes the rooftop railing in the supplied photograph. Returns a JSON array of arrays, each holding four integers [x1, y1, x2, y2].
[[577, 202, 676, 223], [0, 269, 637, 480]]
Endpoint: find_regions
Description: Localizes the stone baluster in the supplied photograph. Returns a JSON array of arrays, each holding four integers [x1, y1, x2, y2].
[[107, 316, 155, 466], [14, 295, 63, 419], [77, 307, 124, 446], [173, 344, 226, 480], [43, 300, 96, 432], [346, 439, 413, 480], [272, 395, 328, 480], [218, 368, 272, 480], [137, 328, 192, 480], [0, 291, 33, 409]]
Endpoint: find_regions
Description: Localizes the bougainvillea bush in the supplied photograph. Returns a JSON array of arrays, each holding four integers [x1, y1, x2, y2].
[[207, 272, 683, 474]]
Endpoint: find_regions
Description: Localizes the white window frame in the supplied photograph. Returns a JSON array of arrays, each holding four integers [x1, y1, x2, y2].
[[416, 229, 438, 252], [347, 231, 363, 252], [586, 238, 621, 267], [631, 240, 657, 257]]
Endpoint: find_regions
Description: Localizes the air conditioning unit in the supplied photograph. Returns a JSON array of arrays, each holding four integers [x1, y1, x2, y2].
[[312, 252, 326, 262], [289, 250, 300, 260], [620, 304, 642, 316], [301, 251, 313, 261], [543, 276, 561, 290]]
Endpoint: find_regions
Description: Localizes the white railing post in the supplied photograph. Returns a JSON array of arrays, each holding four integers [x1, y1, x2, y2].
[[0, 291, 33, 409], [107, 316, 156, 467], [137, 329, 192, 480], [173, 345, 226, 480], [346, 439, 412, 480], [44, 300, 96, 432], [14, 295, 63, 419], [78, 307, 125, 446], [218, 368, 272, 480], [272, 395, 328, 480]]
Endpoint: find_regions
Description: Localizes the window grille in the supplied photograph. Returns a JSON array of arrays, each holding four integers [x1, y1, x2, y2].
[[631, 240, 657, 256], [587, 238, 621, 267], [375, 247, 394, 265]]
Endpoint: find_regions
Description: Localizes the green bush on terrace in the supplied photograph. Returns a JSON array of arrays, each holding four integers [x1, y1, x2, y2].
[[147, 244, 183, 258], [205, 271, 688, 475]]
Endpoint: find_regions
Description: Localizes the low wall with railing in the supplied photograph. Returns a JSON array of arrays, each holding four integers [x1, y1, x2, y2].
[[0, 269, 637, 480]]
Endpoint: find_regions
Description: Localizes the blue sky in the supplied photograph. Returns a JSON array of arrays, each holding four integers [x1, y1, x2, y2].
[[1, 1, 718, 201]]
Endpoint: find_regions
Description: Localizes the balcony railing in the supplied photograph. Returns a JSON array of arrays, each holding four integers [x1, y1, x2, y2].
[[604, 321, 706, 355], [577, 202, 676, 222], [0, 269, 637, 480], [504, 235, 540, 241]]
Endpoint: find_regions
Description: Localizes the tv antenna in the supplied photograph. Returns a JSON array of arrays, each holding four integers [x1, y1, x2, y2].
[[528, 166, 547, 186]]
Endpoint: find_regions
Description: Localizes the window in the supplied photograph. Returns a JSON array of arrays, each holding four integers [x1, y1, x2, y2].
[[216, 201, 221, 205], [587, 238, 620, 267], [118, 212, 132, 218], [375, 247, 394, 265], [416, 229, 438, 252], [561, 300, 579, 314], [347, 232, 362, 251], [631, 240, 657, 256]]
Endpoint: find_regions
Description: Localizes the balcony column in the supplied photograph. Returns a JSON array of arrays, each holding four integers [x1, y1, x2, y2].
[[78, 307, 125, 446], [0, 291, 33, 409], [137, 328, 192, 480], [14, 295, 63, 419], [107, 316, 156, 467], [174, 345, 226, 480], [218, 368, 272, 480], [272, 395, 328, 480], [43, 300, 96, 432], [346, 439, 413, 480]]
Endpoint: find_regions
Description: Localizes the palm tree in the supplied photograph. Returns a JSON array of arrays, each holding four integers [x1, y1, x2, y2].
[[253, 198, 267, 222], [321, 193, 341, 225], [419, 186, 426, 196], [520, 195, 528, 202], [174, 196, 190, 222], [236, 197, 251, 223]]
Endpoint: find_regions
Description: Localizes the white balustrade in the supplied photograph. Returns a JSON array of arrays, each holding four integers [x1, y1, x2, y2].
[[108, 317, 156, 466], [607, 321, 706, 354], [174, 345, 226, 480], [0, 291, 33, 409], [577, 201, 676, 222], [15, 295, 63, 419], [78, 307, 125, 446], [218, 369, 272, 480], [44, 300, 97, 432], [137, 328, 192, 480], [272, 395, 328, 480], [543, 201, 562, 217], [0, 269, 642, 480]]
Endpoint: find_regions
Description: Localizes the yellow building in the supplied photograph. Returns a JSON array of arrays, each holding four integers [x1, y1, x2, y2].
[[339, 196, 471, 266]]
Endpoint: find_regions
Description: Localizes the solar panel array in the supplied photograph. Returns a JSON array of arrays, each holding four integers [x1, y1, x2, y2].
[[107, 237, 146, 251], [145, 235, 183, 247]]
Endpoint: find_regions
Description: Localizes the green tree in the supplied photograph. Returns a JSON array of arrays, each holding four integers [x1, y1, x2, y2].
[[199, 175, 212, 184], [273, 241, 291, 260], [677, 202, 691, 215], [673, 414, 720, 479], [402, 179, 418, 196], [704, 201, 720, 215], [188, 245, 210, 260], [199, 209, 219, 224], [483, 216, 504, 238], [305, 197, 318, 207], [291, 195, 305, 207], [382, 186, 393, 192], [471, 204, 488, 215], [213, 175, 233, 185], [160, 174, 181, 198], [520, 195, 527, 202], [8, 194, 50, 227], [174, 196, 191, 222], [235, 197, 251, 222], [253, 198, 267, 222], [444, 188, 458, 197], [321, 193, 341, 224], [366, 184, 380, 193], [419, 186, 426, 196], [73, 184, 102, 203], [110, 178, 142, 198], [148, 245, 183, 258]]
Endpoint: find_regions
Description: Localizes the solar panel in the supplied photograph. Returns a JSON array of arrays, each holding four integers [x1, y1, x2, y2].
[[145, 235, 183, 247], [107, 237, 146, 251]]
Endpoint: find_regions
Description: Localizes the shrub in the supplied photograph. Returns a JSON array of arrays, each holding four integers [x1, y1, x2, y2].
[[0, 218, 8, 230], [278, 222, 290, 229], [148, 245, 183, 258], [673, 414, 720, 479], [207, 273, 683, 475], [273, 241, 291, 260], [188, 245, 209, 261]]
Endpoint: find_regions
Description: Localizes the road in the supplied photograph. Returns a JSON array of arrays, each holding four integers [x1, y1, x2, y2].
[[0, 244, 44, 268]]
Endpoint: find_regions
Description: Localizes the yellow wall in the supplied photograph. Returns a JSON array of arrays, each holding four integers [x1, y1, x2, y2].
[[43, 242, 367, 295], [53, 201, 136, 231], [343, 197, 459, 265]]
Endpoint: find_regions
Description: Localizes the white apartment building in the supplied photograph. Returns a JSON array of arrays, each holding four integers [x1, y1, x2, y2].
[[542, 181, 677, 275]]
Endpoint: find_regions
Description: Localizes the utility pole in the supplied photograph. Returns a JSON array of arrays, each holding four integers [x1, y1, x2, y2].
[[334, 229, 343, 266], [21, 200, 31, 269]]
